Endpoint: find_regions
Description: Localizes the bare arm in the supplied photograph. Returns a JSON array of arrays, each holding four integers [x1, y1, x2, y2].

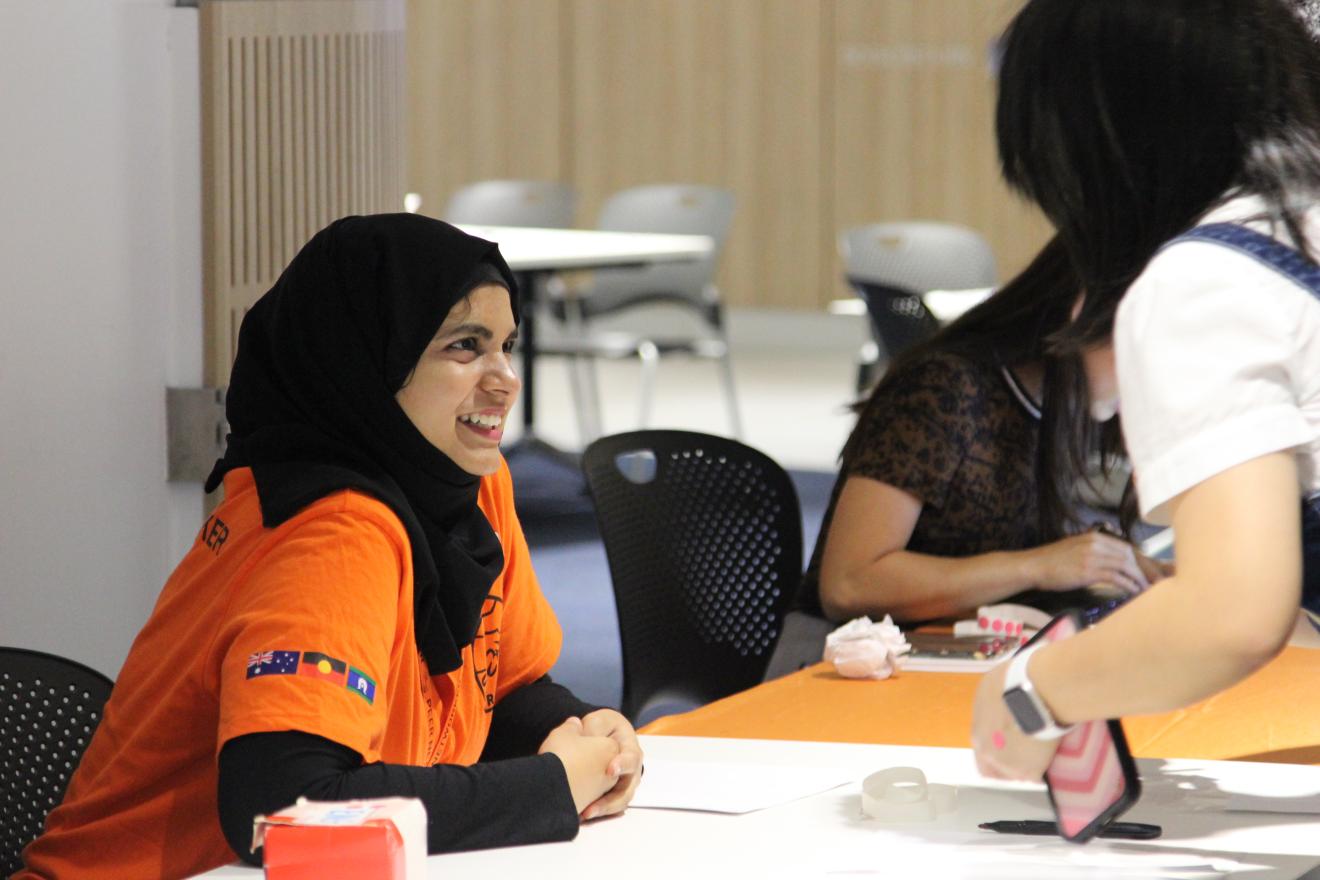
[[1032, 452, 1301, 721], [819, 476, 1151, 623]]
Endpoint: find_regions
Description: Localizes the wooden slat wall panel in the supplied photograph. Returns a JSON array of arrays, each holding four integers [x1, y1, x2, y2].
[[830, 0, 1050, 292], [200, 0, 406, 387], [567, 0, 827, 310], [402, 0, 1051, 310], [406, 0, 564, 221]]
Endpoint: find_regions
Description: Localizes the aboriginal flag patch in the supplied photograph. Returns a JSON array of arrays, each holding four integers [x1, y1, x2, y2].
[[298, 651, 348, 684]]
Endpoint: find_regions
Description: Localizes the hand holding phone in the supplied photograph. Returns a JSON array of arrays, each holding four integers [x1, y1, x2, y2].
[[1008, 610, 1142, 843]]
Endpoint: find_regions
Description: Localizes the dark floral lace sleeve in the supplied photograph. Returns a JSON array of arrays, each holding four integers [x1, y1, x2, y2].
[[843, 352, 990, 508]]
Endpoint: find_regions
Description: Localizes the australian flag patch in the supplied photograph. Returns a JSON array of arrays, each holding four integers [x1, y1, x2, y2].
[[246, 650, 299, 678]]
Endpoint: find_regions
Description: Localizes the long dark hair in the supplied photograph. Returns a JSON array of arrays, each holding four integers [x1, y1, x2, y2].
[[862, 236, 1126, 541], [996, 0, 1320, 351]]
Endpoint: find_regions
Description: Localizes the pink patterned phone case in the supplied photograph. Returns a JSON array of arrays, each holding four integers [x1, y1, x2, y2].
[[1037, 611, 1141, 842]]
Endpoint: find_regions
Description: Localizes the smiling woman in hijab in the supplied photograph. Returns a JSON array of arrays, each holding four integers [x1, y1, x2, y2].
[[18, 214, 641, 880]]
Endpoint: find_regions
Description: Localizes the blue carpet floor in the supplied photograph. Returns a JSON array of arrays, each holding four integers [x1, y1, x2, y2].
[[519, 467, 836, 710]]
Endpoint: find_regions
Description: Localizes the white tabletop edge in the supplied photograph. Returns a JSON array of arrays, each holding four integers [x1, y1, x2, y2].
[[455, 224, 714, 272]]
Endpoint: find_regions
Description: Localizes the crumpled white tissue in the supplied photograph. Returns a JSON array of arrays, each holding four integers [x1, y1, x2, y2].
[[823, 615, 911, 679]]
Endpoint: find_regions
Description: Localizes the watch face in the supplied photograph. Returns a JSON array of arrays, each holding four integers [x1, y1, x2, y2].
[[1003, 686, 1045, 735]]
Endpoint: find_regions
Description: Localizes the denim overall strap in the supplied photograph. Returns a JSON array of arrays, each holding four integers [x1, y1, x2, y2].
[[1170, 222, 1320, 634], [1174, 222, 1320, 295]]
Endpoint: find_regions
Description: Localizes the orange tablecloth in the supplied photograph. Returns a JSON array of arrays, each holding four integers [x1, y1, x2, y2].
[[642, 645, 1320, 764]]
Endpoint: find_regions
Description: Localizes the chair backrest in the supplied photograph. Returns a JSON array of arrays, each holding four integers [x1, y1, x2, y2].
[[581, 184, 736, 319], [582, 430, 802, 722], [442, 179, 577, 229], [840, 221, 997, 360], [1, 647, 114, 877]]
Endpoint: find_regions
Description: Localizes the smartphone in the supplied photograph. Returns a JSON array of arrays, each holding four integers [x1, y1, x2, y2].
[[906, 632, 1018, 662], [1077, 594, 1130, 627], [1030, 609, 1142, 843]]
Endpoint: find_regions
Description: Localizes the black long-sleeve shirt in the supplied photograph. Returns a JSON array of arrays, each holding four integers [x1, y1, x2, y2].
[[217, 675, 598, 864]]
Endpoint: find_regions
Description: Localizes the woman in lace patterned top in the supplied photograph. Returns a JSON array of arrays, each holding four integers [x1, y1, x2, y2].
[[798, 238, 1166, 626]]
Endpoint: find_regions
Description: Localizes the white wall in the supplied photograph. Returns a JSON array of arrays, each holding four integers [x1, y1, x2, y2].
[[0, 1, 203, 678]]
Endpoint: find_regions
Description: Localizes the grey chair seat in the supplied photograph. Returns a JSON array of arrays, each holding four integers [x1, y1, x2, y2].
[[761, 610, 835, 681]]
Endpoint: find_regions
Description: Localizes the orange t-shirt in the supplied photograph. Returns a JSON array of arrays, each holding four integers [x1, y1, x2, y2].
[[18, 459, 561, 880]]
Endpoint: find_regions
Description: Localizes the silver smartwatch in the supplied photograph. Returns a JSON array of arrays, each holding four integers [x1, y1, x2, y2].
[[1002, 642, 1073, 740]]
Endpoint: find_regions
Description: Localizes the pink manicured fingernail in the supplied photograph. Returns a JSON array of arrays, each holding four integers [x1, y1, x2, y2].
[[992, 730, 1006, 750]]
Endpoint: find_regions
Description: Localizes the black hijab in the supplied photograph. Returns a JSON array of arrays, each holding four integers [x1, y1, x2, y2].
[[205, 213, 519, 675]]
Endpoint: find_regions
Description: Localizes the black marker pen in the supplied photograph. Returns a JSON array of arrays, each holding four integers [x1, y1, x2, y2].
[[979, 820, 1162, 840]]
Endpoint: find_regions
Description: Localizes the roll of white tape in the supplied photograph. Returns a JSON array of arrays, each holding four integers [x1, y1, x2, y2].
[[860, 767, 957, 823]]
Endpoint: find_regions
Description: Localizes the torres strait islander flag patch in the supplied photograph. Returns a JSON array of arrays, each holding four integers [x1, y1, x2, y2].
[[346, 666, 377, 704], [246, 650, 376, 703]]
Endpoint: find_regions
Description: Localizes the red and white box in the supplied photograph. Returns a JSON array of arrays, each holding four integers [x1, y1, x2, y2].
[[253, 797, 427, 880]]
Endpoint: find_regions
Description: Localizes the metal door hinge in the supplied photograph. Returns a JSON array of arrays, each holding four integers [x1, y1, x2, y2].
[[166, 387, 227, 482]]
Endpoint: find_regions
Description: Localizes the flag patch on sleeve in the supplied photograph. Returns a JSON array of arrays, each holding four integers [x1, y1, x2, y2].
[[346, 666, 377, 704], [246, 650, 300, 679], [298, 651, 348, 684], [247, 650, 376, 705]]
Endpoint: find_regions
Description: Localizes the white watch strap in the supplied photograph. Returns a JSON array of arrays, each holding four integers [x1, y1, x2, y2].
[[1003, 642, 1073, 740]]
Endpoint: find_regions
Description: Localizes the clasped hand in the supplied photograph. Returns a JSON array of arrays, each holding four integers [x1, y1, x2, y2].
[[539, 709, 644, 821], [1033, 530, 1171, 595]]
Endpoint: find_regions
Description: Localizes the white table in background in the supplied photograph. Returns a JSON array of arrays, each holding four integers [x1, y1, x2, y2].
[[457, 225, 713, 458]]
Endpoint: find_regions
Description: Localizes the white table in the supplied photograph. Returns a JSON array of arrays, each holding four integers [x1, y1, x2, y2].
[[458, 224, 713, 274], [194, 735, 1320, 879], [829, 286, 995, 324], [456, 225, 713, 451]]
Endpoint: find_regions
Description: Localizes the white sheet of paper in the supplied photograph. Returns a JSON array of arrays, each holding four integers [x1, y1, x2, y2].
[[1221, 768, 1320, 814], [629, 759, 853, 814]]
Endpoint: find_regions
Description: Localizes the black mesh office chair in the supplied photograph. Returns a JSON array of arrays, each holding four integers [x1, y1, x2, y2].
[[1, 647, 114, 877], [581, 430, 802, 723]]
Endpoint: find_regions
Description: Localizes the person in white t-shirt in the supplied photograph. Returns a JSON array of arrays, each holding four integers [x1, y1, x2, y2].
[[970, 0, 1320, 781]]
